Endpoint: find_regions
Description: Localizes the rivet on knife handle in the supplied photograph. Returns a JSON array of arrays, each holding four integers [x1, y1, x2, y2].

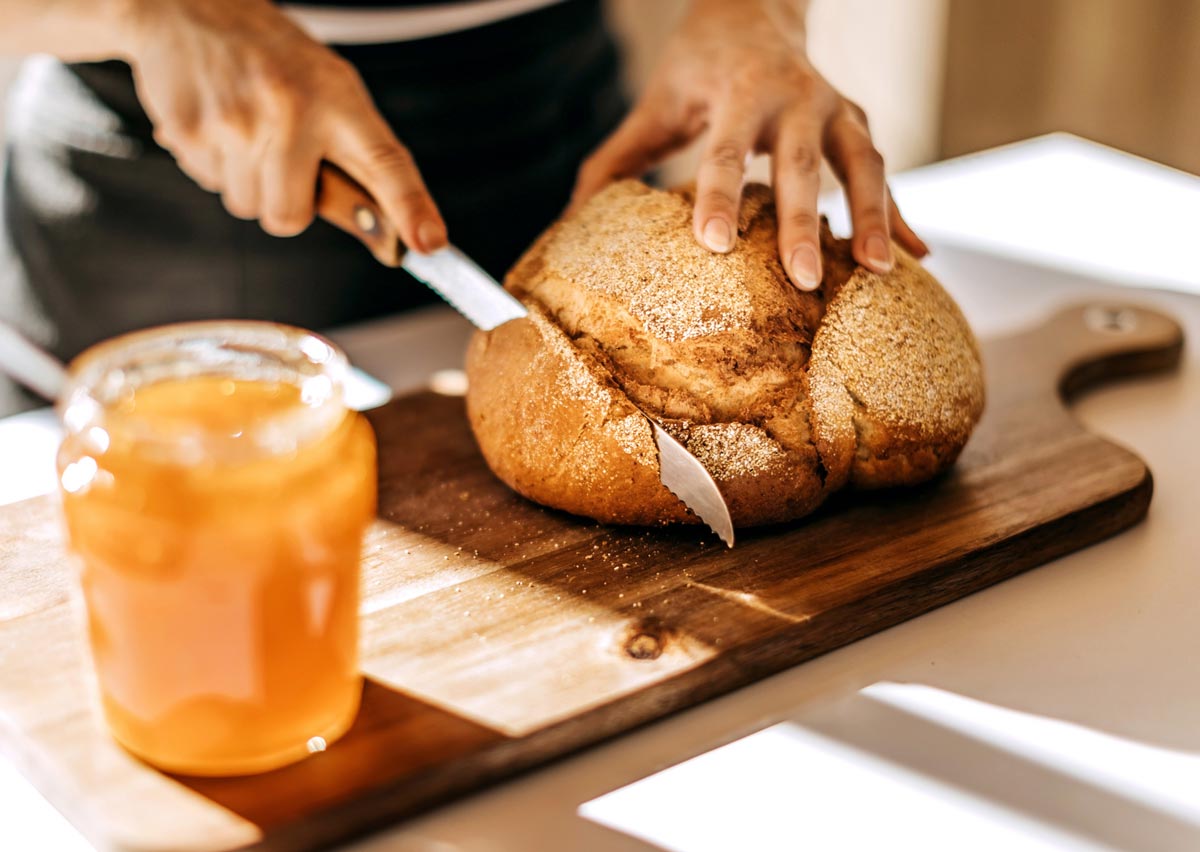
[[316, 163, 404, 268]]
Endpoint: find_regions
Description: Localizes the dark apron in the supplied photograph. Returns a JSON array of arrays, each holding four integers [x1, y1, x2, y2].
[[0, 0, 624, 414]]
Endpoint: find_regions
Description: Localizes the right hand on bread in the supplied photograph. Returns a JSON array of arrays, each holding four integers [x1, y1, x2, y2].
[[570, 0, 928, 291], [123, 0, 447, 250]]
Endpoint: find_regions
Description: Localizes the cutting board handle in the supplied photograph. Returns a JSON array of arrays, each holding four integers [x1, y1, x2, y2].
[[315, 163, 404, 268], [973, 302, 1184, 461], [1053, 304, 1184, 399], [995, 303, 1184, 402]]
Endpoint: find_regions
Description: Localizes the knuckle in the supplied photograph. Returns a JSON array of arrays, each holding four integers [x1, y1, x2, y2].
[[706, 140, 746, 172], [726, 74, 760, 104], [171, 147, 212, 180], [377, 168, 432, 215], [152, 127, 180, 153], [856, 203, 888, 226], [370, 177, 431, 218], [852, 144, 885, 171], [325, 56, 361, 85], [221, 195, 255, 221], [159, 112, 200, 144], [254, 58, 293, 96], [785, 146, 821, 176], [321, 57, 366, 100], [214, 102, 254, 137], [842, 99, 869, 127], [696, 186, 738, 213], [179, 162, 217, 192], [368, 140, 417, 175], [783, 209, 821, 234], [393, 185, 432, 214], [784, 70, 818, 102]]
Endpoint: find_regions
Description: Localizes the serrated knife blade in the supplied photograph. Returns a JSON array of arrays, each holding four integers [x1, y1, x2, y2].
[[315, 163, 735, 546], [652, 422, 735, 547], [401, 246, 527, 331]]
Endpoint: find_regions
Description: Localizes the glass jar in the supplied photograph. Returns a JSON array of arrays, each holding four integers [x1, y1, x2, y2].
[[56, 322, 376, 775]]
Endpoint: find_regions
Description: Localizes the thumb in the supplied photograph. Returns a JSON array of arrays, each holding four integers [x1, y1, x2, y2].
[[331, 114, 447, 254]]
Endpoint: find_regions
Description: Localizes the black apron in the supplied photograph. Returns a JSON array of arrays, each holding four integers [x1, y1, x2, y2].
[[0, 0, 624, 414]]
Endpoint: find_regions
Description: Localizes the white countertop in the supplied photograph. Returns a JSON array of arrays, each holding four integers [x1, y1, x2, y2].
[[3, 134, 1198, 851]]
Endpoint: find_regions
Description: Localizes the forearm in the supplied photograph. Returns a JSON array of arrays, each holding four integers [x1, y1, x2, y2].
[[0, 0, 139, 61]]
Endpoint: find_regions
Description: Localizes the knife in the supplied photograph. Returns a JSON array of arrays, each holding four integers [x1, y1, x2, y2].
[[315, 164, 735, 546]]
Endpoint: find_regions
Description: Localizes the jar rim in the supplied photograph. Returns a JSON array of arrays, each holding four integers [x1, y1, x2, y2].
[[59, 321, 351, 463]]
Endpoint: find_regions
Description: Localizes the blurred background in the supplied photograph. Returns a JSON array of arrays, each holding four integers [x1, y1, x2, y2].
[[2, 0, 1195, 185]]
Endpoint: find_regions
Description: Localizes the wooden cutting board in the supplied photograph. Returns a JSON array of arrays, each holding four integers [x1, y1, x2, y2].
[[0, 303, 1183, 852]]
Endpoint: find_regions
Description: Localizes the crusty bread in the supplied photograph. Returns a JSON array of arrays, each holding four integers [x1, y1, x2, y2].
[[465, 180, 984, 528]]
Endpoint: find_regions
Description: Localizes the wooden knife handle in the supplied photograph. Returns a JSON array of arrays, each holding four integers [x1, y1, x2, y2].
[[315, 163, 404, 268]]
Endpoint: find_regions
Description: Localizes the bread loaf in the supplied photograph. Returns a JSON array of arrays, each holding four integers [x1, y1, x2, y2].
[[465, 180, 984, 528]]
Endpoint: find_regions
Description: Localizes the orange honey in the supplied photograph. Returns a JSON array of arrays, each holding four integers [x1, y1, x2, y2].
[[56, 323, 376, 775]]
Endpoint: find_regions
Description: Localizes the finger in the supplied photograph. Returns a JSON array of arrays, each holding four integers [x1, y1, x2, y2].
[[332, 115, 446, 253], [220, 142, 261, 221], [772, 113, 824, 290], [145, 99, 222, 193], [260, 138, 321, 237], [137, 71, 205, 167], [174, 148, 224, 194], [824, 113, 892, 274], [888, 190, 929, 258], [692, 103, 758, 254], [569, 97, 693, 214]]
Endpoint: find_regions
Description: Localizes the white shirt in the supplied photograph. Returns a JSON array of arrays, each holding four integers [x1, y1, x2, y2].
[[282, 0, 565, 44]]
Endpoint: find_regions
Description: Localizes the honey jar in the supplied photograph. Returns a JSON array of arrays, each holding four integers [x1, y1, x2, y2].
[[57, 322, 376, 775]]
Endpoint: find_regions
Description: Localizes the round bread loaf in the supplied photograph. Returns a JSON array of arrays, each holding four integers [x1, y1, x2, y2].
[[465, 180, 984, 528]]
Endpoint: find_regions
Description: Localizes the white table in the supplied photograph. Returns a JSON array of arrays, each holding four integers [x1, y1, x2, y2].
[[3, 134, 1198, 851]]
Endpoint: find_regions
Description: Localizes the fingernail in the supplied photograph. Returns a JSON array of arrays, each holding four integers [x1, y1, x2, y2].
[[787, 245, 821, 290], [864, 235, 893, 273], [418, 220, 447, 253], [702, 218, 735, 253]]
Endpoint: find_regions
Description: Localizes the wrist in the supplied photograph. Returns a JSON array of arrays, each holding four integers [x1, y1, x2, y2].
[[687, 0, 808, 48]]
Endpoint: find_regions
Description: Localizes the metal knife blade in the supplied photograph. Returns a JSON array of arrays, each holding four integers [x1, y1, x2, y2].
[[653, 423, 735, 547], [314, 162, 735, 546], [401, 246, 528, 331]]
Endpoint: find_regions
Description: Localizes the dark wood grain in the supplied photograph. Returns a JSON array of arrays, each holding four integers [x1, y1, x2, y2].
[[0, 303, 1183, 852]]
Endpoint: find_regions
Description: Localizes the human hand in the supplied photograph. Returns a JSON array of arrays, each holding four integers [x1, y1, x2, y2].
[[123, 0, 447, 250], [571, 0, 927, 289]]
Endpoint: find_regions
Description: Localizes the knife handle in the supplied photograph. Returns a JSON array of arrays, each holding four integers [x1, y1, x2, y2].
[[315, 163, 404, 268]]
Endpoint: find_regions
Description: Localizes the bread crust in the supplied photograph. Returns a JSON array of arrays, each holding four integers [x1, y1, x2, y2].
[[465, 181, 984, 527]]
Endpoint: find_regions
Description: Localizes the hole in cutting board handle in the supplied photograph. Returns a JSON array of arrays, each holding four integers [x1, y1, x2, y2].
[[1037, 302, 1185, 402], [1085, 305, 1139, 334]]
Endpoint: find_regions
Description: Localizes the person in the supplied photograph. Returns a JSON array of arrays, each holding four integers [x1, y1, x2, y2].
[[0, 0, 926, 415]]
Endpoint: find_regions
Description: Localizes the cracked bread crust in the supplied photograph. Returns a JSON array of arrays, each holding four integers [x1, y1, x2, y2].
[[809, 239, 985, 488], [466, 307, 690, 526], [464, 180, 984, 527]]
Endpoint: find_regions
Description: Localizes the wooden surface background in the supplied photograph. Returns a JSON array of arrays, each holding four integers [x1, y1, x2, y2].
[[0, 303, 1183, 852], [942, 0, 1200, 175]]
